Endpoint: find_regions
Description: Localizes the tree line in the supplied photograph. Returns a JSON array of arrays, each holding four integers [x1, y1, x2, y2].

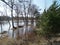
[[0, 16, 11, 21]]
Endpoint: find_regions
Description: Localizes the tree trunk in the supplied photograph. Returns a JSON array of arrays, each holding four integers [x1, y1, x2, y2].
[[11, 0, 14, 38]]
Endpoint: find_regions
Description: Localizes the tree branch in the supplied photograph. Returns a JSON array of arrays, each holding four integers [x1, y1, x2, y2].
[[1, 0, 11, 8]]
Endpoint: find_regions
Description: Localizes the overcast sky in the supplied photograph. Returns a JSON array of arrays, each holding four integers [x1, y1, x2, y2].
[[0, 0, 58, 16]]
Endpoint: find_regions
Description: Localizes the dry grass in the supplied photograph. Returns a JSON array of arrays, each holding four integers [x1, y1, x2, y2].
[[0, 31, 60, 45], [0, 37, 16, 45], [0, 35, 48, 45]]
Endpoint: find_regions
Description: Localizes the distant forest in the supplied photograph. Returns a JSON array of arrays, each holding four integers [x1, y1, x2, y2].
[[0, 16, 11, 21]]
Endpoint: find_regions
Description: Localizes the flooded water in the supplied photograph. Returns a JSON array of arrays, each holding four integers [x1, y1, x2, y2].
[[0, 20, 36, 38]]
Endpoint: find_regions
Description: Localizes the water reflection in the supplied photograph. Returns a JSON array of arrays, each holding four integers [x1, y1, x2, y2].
[[0, 20, 36, 38]]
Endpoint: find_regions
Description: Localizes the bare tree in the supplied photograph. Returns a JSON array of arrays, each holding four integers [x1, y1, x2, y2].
[[18, 0, 33, 39], [28, 4, 39, 30], [1, 0, 35, 39], [11, 0, 14, 37], [14, 3, 22, 38]]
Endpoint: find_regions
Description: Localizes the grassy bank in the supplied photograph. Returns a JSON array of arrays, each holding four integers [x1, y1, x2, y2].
[[0, 35, 49, 45]]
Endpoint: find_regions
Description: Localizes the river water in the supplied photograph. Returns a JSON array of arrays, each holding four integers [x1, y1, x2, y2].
[[0, 20, 36, 38]]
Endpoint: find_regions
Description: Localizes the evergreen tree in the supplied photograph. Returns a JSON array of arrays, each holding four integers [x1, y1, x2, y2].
[[40, 1, 60, 36]]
